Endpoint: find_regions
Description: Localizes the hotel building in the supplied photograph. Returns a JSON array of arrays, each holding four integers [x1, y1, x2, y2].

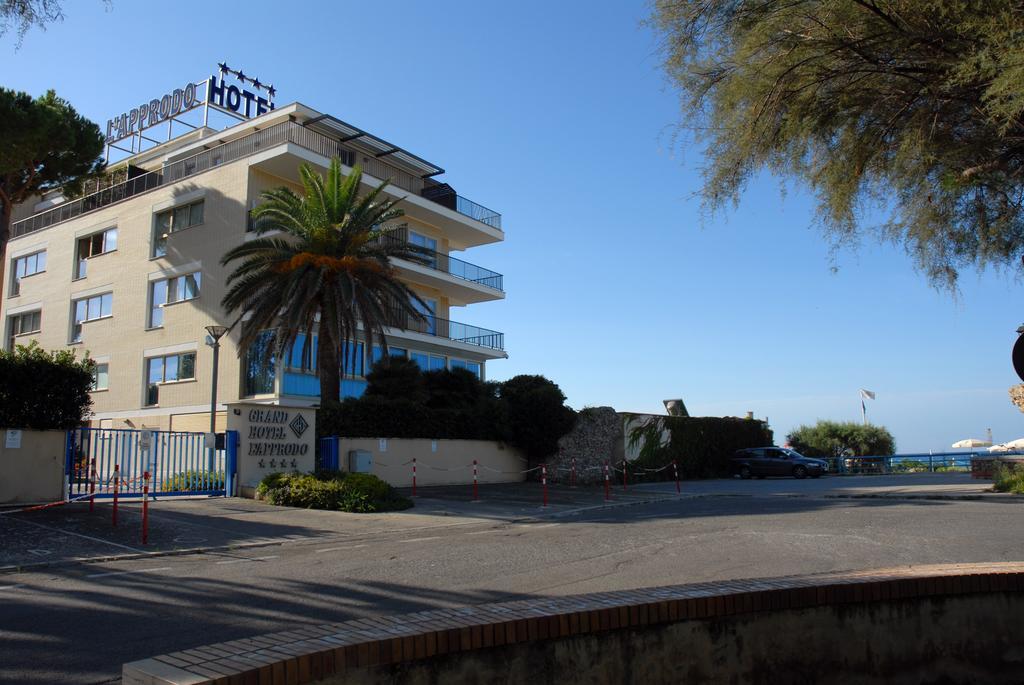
[[2, 100, 506, 431]]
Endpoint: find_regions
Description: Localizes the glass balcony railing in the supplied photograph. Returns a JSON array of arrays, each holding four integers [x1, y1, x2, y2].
[[378, 226, 503, 292], [11, 120, 503, 239], [384, 307, 504, 351]]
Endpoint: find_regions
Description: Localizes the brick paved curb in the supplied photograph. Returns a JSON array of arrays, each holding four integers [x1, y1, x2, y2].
[[122, 561, 1024, 685]]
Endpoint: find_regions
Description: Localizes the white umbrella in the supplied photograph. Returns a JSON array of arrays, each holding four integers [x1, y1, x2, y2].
[[1001, 438, 1024, 451], [952, 438, 992, 448], [987, 439, 1024, 453]]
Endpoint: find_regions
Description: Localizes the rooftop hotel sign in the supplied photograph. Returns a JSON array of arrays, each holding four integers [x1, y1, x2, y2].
[[104, 62, 276, 145]]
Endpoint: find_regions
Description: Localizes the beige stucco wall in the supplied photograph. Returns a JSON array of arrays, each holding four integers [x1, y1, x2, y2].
[[0, 430, 66, 504], [5, 161, 250, 423], [336, 438, 525, 487]]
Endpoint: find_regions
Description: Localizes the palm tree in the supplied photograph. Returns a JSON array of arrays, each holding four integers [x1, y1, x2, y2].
[[221, 158, 432, 403]]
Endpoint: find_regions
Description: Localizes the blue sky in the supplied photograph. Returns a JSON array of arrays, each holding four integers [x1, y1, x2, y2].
[[4, 0, 1022, 452]]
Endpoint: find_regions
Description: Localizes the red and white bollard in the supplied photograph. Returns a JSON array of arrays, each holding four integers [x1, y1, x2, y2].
[[570, 457, 577, 488], [621, 459, 628, 491], [673, 459, 680, 494], [141, 471, 150, 545], [89, 458, 96, 512], [541, 463, 548, 508], [472, 459, 479, 502], [604, 461, 611, 501], [112, 464, 120, 527], [411, 458, 417, 498]]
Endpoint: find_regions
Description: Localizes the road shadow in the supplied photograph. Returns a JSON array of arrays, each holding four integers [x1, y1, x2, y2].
[[0, 499, 336, 570], [0, 570, 536, 685]]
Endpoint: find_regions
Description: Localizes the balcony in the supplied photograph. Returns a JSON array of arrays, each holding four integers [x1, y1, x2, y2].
[[385, 307, 504, 352], [378, 225, 503, 293], [11, 120, 502, 239]]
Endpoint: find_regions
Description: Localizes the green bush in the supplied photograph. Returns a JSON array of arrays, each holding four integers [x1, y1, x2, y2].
[[162, 470, 226, 492], [629, 415, 774, 478], [892, 459, 928, 473], [0, 342, 95, 429], [787, 421, 896, 458], [992, 464, 1024, 494], [256, 471, 412, 512], [495, 375, 577, 466]]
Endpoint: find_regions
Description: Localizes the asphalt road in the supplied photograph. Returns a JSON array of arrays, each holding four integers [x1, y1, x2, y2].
[[2, 491, 1024, 684]]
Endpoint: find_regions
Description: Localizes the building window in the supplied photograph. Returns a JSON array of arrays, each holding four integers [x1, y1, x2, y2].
[[411, 297, 437, 335], [91, 363, 109, 391], [10, 250, 46, 296], [285, 333, 316, 372], [145, 351, 196, 405], [149, 272, 201, 328], [409, 231, 438, 268], [285, 335, 366, 377], [341, 341, 365, 377], [450, 359, 482, 379], [7, 310, 41, 350], [75, 228, 117, 279], [371, 345, 407, 365], [244, 331, 276, 396], [153, 200, 204, 257], [71, 293, 112, 342]]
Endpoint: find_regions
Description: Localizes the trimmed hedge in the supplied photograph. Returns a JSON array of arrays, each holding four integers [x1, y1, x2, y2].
[[630, 415, 774, 479], [318, 396, 499, 441], [318, 364, 578, 464], [256, 471, 412, 512]]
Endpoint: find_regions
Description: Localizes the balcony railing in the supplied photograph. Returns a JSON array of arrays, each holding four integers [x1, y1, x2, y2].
[[385, 307, 504, 351], [379, 225, 503, 292], [11, 120, 502, 239]]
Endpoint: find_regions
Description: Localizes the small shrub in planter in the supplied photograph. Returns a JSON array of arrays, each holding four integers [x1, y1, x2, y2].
[[162, 470, 226, 492], [256, 471, 412, 512]]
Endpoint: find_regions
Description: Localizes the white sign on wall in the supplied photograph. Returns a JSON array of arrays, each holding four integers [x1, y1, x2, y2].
[[5, 429, 22, 449], [227, 403, 316, 490]]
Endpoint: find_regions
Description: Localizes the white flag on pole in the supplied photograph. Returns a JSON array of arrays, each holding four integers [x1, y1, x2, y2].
[[860, 389, 876, 401]]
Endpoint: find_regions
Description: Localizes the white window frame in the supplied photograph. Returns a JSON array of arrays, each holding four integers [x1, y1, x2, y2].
[[91, 362, 110, 392], [148, 272, 201, 328], [70, 292, 113, 342], [7, 310, 41, 350], [144, 351, 197, 406], [9, 250, 46, 297], [153, 200, 205, 257], [74, 228, 117, 280]]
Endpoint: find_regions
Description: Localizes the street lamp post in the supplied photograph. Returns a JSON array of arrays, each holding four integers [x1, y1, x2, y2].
[[205, 325, 228, 470]]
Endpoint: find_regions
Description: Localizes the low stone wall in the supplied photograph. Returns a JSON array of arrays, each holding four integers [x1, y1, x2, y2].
[[123, 562, 1024, 685], [336, 438, 526, 487], [0, 429, 66, 505], [552, 407, 625, 484]]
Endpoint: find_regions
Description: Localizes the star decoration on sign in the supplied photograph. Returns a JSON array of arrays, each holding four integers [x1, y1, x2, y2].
[[214, 63, 275, 96]]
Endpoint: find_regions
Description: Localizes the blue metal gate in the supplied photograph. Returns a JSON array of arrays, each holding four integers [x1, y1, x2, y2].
[[66, 428, 238, 499]]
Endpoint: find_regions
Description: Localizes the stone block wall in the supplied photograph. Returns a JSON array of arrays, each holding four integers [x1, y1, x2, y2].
[[550, 407, 625, 484]]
